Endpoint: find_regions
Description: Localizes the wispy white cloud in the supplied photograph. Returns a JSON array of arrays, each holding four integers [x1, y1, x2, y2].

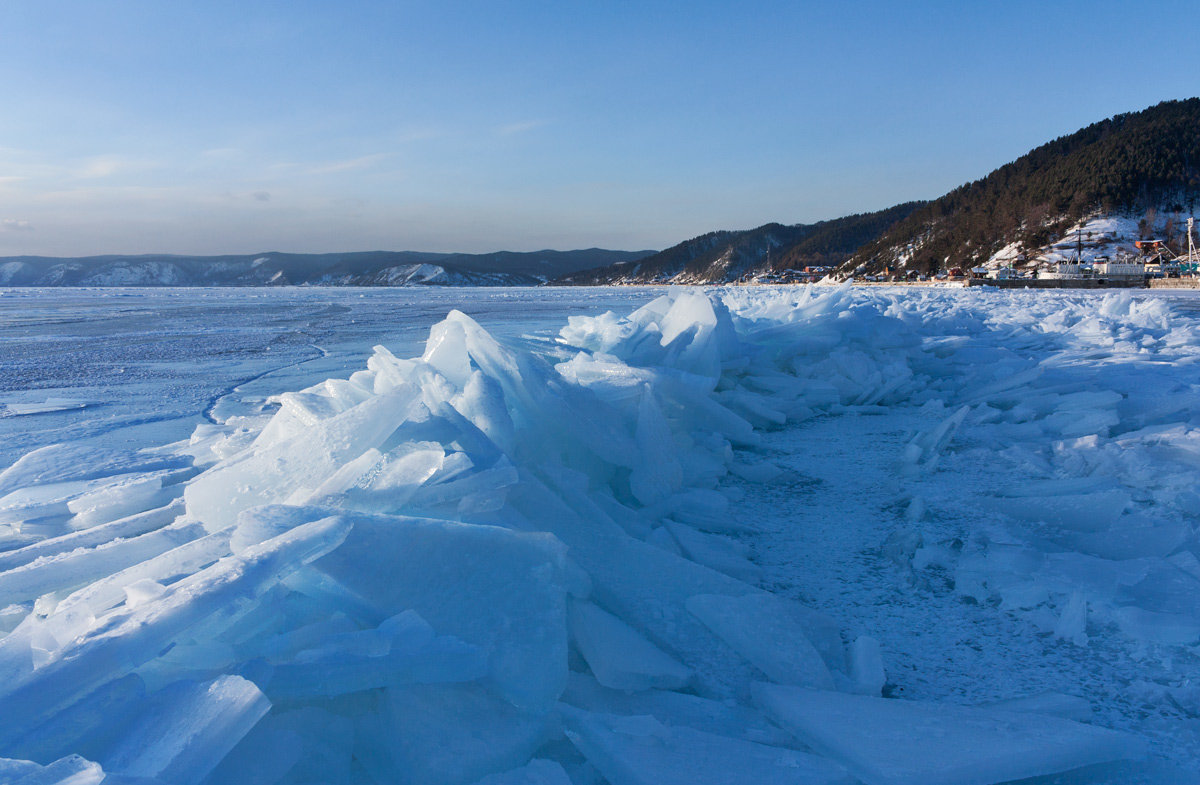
[[496, 119, 548, 136], [392, 127, 442, 144], [201, 147, 245, 159], [76, 155, 162, 180], [305, 153, 394, 175], [0, 218, 33, 232]]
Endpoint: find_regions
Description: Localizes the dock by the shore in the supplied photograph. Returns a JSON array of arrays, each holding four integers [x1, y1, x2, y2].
[[1149, 278, 1200, 289]]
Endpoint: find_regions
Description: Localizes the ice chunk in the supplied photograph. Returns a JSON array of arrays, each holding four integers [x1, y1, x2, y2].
[[122, 578, 168, 608], [227, 504, 334, 554], [1054, 591, 1089, 646], [469, 759, 572, 785], [569, 599, 692, 691], [0, 758, 40, 780], [985, 490, 1130, 532], [980, 692, 1093, 723], [753, 684, 1145, 785], [655, 376, 759, 449], [686, 594, 836, 689], [1064, 519, 1189, 561], [561, 672, 793, 747], [0, 517, 349, 740], [848, 635, 885, 696], [198, 719, 302, 785], [359, 683, 556, 785], [716, 389, 787, 428], [296, 446, 384, 505], [0, 478, 127, 528], [509, 475, 766, 696], [22, 528, 236, 657], [728, 458, 783, 484], [629, 387, 682, 506], [185, 384, 425, 531], [423, 317, 475, 389], [649, 490, 750, 535], [657, 292, 724, 384], [2, 674, 147, 764], [1113, 606, 1200, 645], [664, 522, 760, 583], [0, 443, 189, 497], [255, 707, 354, 785], [0, 520, 204, 606], [66, 473, 173, 530], [900, 405, 968, 474], [562, 707, 853, 785], [1, 754, 104, 785], [101, 675, 269, 785], [0, 499, 183, 574], [645, 525, 683, 556], [451, 370, 518, 457], [260, 610, 487, 699], [314, 511, 569, 712]]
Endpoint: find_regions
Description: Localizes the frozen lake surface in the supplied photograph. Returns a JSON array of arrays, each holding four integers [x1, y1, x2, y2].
[[1, 285, 1199, 784], [0, 287, 656, 467]]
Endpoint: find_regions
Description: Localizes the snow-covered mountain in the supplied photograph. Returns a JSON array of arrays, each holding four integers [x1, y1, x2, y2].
[[0, 248, 655, 287]]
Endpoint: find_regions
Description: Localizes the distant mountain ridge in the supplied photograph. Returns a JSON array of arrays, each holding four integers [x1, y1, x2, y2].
[[0, 248, 655, 288], [555, 203, 924, 285]]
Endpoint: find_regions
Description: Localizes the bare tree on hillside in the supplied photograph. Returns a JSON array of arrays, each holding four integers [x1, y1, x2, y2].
[[1139, 207, 1158, 239]]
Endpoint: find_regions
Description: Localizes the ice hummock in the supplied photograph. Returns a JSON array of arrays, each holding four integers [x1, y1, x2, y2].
[[2, 285, 1197, 783]]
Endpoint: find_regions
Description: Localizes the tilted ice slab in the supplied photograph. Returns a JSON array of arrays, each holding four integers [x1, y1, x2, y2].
[[562, 706, 856, 785], [754, 685, 1145, 785]]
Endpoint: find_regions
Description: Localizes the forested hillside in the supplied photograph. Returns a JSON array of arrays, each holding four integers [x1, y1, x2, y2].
[[846, 99, 1200, 274], [556, 203, 923, 285]]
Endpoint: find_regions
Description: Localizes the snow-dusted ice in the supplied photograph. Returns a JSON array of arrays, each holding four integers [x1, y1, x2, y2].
[[2, 284, 1200, 784]]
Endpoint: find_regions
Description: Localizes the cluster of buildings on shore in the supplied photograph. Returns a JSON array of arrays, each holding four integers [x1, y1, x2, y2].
[[738, 266, 834, 285], [857, 217, 1200, 289], [731, 217, 1200, 289], [977, 218, 1200, 288]]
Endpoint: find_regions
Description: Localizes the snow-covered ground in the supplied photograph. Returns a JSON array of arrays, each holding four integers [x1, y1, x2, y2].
[[2, 284, 1200, 784], [986, 214, 1188, 273]]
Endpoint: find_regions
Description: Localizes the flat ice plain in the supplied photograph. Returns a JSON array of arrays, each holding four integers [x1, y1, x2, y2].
[[1, 284, 1199, 784]]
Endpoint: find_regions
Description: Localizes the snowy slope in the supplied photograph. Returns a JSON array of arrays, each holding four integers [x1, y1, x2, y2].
[[322, 263, 541, 287], [984, 213, 1163, 271], [1, 287, 1199, 783]]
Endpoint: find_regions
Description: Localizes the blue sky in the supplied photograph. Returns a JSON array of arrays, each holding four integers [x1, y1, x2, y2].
[[1, 0, 1198, 255]]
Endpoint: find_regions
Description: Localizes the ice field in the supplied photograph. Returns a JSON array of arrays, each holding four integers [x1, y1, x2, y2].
[[2, 284, 1200, 784]]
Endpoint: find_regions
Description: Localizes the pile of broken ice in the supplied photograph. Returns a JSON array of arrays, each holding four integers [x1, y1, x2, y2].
[[2, 285, 1193, 784]]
